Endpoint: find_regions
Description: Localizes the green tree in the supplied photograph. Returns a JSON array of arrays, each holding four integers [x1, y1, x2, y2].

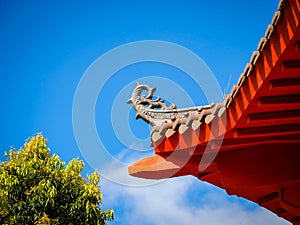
[[0, 134, 114, 225]]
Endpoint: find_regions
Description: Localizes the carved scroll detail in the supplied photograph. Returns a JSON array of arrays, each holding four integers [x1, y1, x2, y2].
[[128, 82, 202, 126]]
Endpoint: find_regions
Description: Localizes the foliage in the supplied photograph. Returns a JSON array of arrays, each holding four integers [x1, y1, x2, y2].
[[0, 134, 114, 225]]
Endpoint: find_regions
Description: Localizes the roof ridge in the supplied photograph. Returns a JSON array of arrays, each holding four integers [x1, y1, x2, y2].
[[223, 1, 287, 110]]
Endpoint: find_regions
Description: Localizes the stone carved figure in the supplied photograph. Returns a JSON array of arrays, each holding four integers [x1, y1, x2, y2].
[[128, 82, 202, 126]]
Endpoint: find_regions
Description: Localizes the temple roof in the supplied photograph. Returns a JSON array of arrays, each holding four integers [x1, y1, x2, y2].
[[127, 0, 300, 223]]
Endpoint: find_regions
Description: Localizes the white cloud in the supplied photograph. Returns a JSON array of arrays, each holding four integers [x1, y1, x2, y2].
[[102, 176, 291, 225], [99, 148, 162, 187]]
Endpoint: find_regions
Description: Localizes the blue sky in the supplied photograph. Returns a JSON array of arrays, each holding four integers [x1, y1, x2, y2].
[[0, 1, 291, 224]]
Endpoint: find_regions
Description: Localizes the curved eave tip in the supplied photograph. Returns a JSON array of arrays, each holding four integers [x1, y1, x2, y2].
[[128, 155, 180, 179]]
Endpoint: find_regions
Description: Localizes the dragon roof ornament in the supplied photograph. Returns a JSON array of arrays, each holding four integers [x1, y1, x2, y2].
[[128, 82, 214, 127]]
